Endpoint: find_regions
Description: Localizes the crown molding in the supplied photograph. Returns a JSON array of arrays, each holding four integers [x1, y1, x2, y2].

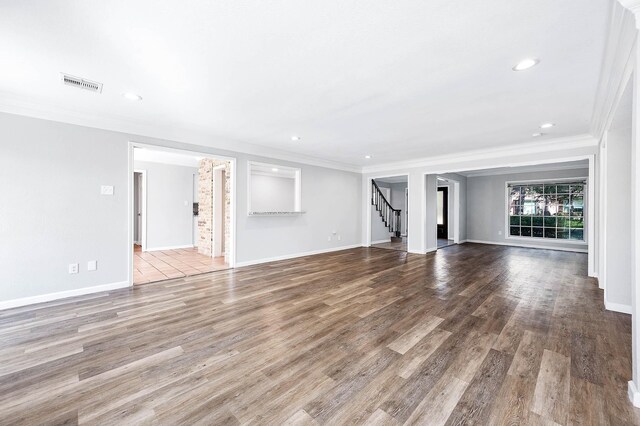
[[619, 0, 640, 22], [361, 134, 598, 174], [462, 162, 588, 178], [0, 91, 362, 174], [591, 1, 636, 140]]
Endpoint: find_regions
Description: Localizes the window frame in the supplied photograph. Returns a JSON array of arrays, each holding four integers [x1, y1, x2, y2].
[[504, 177, 587, 245]]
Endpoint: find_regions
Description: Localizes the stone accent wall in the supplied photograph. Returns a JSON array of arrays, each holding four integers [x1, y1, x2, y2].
[[197, 159, 231, 261]]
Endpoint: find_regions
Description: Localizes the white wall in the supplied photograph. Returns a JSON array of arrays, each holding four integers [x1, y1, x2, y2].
[[0, 113, 129, 302], [425, 175, 438, 251], [604, 126, 632, 308], [0, 112, 362, 304], [250, 174, 295, 212], [370, 204, 391, 243], [133, 160, 197, 250], [466, 168, 589, 251]]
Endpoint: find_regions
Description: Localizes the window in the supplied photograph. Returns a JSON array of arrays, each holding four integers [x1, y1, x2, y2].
[[507, 180, 585, 241]]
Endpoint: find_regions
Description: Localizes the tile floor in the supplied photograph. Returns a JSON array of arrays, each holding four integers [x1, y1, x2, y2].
[[133, 245, 228, 284]]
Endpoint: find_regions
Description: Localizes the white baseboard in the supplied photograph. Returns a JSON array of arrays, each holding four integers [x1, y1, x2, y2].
[[465, 239, 588, 253], [629, 381, 640, 407], [235, 244, 363, 268], [0, 281, 130, 311], [407, 247, 437, 255], [458, 239, 468, 244], [605, 300, 632, 315], [145, 244, 194, 252], [370, 239, 391, 244]]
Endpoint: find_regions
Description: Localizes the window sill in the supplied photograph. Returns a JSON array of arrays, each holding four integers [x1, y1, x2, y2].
[[505, 235, 586, 245]]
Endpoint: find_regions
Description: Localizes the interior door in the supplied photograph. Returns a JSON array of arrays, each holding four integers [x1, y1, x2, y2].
[[437, 187, 448, 239]]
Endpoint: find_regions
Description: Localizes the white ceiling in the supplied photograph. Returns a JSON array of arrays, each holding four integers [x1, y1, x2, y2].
[[0, 0, 610, 168]]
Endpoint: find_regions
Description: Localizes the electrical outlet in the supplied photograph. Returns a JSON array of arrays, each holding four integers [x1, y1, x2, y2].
[[327, 236, 332, 242], [100, 185, 114, 196], [498, 230, 503, 235], [68, 263, 79, 274], [337, 235, 342, 241], [87, 260, 97, 271]]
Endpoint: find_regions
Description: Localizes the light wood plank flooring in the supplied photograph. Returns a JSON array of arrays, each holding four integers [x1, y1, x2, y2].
[[0, 244, 638, 425]]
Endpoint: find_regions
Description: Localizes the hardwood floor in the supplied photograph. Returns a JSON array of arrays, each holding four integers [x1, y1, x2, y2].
[[371, 237, 407, 252], [0, 244, 638, 425]]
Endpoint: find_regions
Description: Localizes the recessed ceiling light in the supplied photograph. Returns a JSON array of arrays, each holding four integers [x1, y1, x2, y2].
[[271, 168, 279, 172], [122, 92, 142, 101], [291, 135, 300, 141], [512, 58, 540, 71], [540, 122, 555, 129], [364, 155, 371, 159], [532, 132, 544, 137]]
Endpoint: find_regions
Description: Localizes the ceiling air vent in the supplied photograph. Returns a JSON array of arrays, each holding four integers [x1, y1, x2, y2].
[[60, 73, 103, 93]]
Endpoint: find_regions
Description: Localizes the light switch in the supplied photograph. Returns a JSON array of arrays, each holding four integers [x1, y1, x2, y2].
[[87, 260, 97, 271], [101, 185, 114, 196]]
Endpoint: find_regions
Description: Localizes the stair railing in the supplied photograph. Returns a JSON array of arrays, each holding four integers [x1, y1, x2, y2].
[[371, 180, 402, 238]]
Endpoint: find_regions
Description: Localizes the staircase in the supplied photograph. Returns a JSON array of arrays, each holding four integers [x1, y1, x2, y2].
[[371, 180, 402, 242]]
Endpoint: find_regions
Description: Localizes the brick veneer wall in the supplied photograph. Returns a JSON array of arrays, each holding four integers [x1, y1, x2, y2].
[[197, 159, 231, 261]]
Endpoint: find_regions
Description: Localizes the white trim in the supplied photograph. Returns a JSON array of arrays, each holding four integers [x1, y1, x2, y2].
[[592, 1, 636, 138], [128, 142, 238, 288], [605, 300, 632, 314], [145, 244, 195, 252], [0, 281, 130, 311], [437, 176, 461, 244], [463, 162, 589, 178], [503, 177, 589, 249], [465, 239, 588, 253], [234, 244, 362, 267], [365, 174, 410, 251], [600, 137, 608, 290], [133, 169, 147, 251], [505, 176, 589, 184], [370, 239, 392, 245], [247, 161, 302, 215], [505, 236, 588, 246], [362, 134, 597, 174], [587, 155, 596, 277], [629, 381, 640, 407]]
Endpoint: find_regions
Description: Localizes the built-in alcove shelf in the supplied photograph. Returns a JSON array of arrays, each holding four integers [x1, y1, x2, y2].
[[247, 211, 306, 216]]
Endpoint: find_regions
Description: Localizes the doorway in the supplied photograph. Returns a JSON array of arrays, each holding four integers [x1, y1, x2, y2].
[[436, 176, 459, 249], [133, 170, 146, 251], [129, 145, 235, 285], [437, 187, 448, 239], [369, 175, 408, 252]]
